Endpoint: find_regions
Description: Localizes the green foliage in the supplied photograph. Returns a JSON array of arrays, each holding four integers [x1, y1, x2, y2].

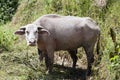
[[44, 0, 92, 16], [109, 40, 120, 80], [110, 55, 120, 80], [0, 0, 19, 24], [12, 0, 44, 25], [0, 24, 15, 51]]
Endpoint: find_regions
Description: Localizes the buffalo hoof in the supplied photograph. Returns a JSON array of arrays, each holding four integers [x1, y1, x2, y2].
[[46, 70, 52, 74]]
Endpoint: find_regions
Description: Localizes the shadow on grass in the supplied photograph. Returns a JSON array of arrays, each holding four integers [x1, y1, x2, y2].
[[17, 57, 87, 80], [42, 64, 87, 80]]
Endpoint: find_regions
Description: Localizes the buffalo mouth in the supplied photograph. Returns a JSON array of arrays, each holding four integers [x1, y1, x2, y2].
[[28, 43, 36, 46]]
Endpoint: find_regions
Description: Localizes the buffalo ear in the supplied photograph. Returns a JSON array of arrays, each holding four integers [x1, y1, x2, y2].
[[14, 26, 26, 35], [37, 26, 44, 30], [37, 26, 50, 35]]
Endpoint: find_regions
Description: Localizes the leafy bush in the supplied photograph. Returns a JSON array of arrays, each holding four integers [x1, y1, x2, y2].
[[0, 0, 19, 24]]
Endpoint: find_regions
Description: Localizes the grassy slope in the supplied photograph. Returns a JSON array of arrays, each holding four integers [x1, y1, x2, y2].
[[0, 0, 120, 80]]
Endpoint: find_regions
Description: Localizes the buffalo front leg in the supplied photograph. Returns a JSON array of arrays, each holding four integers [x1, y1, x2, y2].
[[44, 50, 54, 74], [38, 48, 44, 61], [84, 44, 95, 76], [68, 49, 78, 68]]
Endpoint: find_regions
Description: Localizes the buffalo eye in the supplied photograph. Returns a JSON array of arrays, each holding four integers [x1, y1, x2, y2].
[[34, 31, 38, 34], [26, 31, 29, 35]]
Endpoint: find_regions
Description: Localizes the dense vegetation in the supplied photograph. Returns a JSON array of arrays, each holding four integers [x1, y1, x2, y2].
[[0, 0, 120, 80], [0, 0, 19, 24]]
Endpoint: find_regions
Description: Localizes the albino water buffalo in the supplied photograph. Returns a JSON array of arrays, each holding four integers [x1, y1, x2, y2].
[[14, 14, 100, 76]]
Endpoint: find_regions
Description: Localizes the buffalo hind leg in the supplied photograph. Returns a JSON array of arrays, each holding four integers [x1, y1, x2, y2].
[[68, 50, 78, 68], [83, 44, 95, 76]]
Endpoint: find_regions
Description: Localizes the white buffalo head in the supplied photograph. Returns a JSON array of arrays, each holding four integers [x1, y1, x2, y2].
[[14, 24, 50, 46]]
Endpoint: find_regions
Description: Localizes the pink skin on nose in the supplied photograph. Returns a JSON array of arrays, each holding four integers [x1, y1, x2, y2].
[[28, 39, 36, 46]]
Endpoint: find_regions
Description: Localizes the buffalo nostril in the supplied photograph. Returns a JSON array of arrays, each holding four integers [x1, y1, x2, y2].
[[33, 40, 36, 43], [29, 40, 36, 44]]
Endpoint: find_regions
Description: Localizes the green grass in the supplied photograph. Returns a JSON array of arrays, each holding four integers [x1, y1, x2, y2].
[[0, 48, 87, 80]]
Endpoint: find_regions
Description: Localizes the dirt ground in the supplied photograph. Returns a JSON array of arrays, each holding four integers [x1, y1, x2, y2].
[[53, 50, 94, 80]]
